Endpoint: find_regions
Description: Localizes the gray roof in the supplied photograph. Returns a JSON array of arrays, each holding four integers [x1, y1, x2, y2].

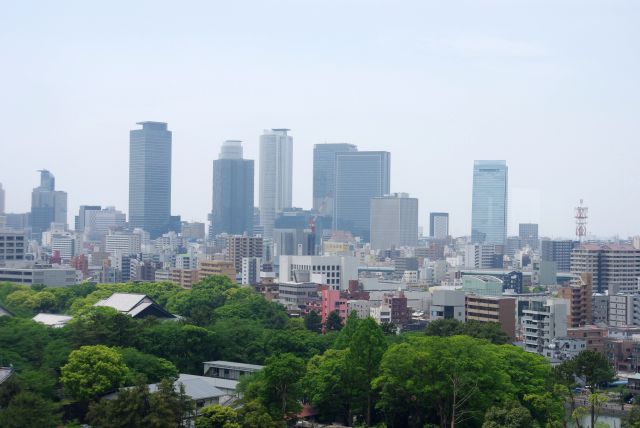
[[148, 374, 226, 400], [0, 305, 12, 317], [32, 313, 73, 327], [94, 293, 174, 319], [0, 367, 14, 385], [203, 361, 264, 371], [95, 293, 147, 312]]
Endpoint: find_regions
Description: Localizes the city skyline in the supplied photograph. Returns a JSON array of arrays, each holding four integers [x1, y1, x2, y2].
[[2, 1, 639, 238]]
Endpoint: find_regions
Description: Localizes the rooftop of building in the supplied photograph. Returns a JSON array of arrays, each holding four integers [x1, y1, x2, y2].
[[575, 243, 639, 252], [202, 361, 264, 371]]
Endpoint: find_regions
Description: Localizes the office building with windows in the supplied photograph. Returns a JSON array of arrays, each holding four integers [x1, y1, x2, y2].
[[211, 140, 254, 237], [259, 129, 293, 239], [471, 160, 507, 245], [334, 151, 390, 242], [129, 121, 172, 239], [369, 193, 418, 250], [312, 143, 358, 220], [31, 170, 67, 241], [429, 212, 449, 239], [518, 223, 539, 251]]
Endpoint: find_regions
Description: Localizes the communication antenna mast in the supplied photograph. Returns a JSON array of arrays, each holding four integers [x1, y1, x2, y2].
[[575, 199, 588, 242]]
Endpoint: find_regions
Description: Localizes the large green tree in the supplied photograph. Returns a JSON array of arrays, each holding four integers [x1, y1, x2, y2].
[[374, 336, 514, 427], [88, 378, 194, 428], [482, 400, 533, 428], [303, 310, 322, 333], [0, 391, 60, 428], [324, 310, 343, 332], [61, 345, 129, 401], [347, 317, 387, 425], [240, 353, 306, 420], [195, 404, 241, 428]]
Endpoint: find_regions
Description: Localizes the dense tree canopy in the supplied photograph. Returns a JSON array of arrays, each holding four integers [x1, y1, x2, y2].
[[0, 278, 604, 427]]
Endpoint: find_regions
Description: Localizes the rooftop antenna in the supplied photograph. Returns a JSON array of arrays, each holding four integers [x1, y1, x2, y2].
[[575, 199, 588, 242]]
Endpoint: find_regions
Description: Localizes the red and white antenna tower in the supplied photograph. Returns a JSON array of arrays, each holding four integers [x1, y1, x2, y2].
[[575, 199, 588, 242]]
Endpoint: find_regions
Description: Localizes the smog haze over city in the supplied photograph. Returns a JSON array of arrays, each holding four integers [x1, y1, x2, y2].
[[2, 0, 639, 238]]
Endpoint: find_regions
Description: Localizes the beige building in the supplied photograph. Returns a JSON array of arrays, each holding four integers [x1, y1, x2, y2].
[[198, 260, 236, 283], [226, 235, 263, 273], [571, 243, 640, 294]]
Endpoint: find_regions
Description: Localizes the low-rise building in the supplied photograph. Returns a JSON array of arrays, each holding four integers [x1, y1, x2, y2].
[[567, 325, 607, 354], [203, 361, 263, 381], [278, 281, 319, 308], [465, 294, 516, 340], [0, 266, 77, 287], [95, 293, 175, 319], [461, 275, 503, 297], [429, 286, 465, 322], [32, 313, 73, 328]]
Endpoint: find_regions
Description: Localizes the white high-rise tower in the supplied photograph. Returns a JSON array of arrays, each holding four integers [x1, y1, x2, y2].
[[259, 129, 293, 239]]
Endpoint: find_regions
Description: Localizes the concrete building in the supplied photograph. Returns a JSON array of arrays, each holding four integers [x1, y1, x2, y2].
[[464, 244, 504, 269], [608, 294, 640, 327], [278, 281, 319, 308], [334, 151, 390, 242], [181, 221, 206, 241], [592, 294, 609, 324], [226, 235, 263, 273], [259, 129, 293, 239], [429, 286, 465, 322], [518, 223, 539, 251], [171, 269, 199, 289], [81, 207, 127, 241], [105, 231, 142, 255], [557, 272, 593, 327], [74, 205, 101, 232], [0, 183, 4, 214], [203, 361, 263, 381], [461, 275, 503, 297], [567, 325, 607, 354], [198, 260, 236, 283], [278, 255, 358, 290], [313, 143, 358, 222], [348, 299, 374, 319], [571, 243, 640, 293], [429, 212, 449, 239], [0, 230, 26, 263], [241, 257, 262, 285], [465, 294, 516, 340], [383, 291, 410, 327], [522, 298, 568, 356], [541, 239, 576, 272], [320, 289, 348, 324], [0, 266, 77, 287], [370, 304, 392, 324], [30, 170, 67, 241], [369, 193, 418, 250], [211, 140, 254, 237], [471, 160, 507, 245], [129, 122, 172, 239]]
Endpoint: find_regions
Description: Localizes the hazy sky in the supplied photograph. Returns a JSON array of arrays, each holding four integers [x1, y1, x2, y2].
[[1, 1, 639, 238]]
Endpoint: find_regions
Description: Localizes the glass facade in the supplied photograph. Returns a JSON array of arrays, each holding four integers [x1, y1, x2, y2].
[[334, 151, 390, 242], [312, 143, 357, 220], [128, 122, 172, 239], [211, 141, 254, 236], [471, 160, 507, 245]]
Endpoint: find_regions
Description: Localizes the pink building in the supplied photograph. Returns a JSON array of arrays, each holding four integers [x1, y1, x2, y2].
[[321, 289, 348, 323]]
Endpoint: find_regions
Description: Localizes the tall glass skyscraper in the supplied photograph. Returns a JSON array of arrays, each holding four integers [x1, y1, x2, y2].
[[313, 143, 358, 219], [471, 160, 508, 245], [334, 151, 390, 242], [128, 122, 172, 239], [259, 129, 293, 239], [31, 169, 67, 241], [211, 140, 254, 236]]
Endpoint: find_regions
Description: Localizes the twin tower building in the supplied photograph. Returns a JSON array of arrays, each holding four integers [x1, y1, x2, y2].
[[128, 123, 393, 243]]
